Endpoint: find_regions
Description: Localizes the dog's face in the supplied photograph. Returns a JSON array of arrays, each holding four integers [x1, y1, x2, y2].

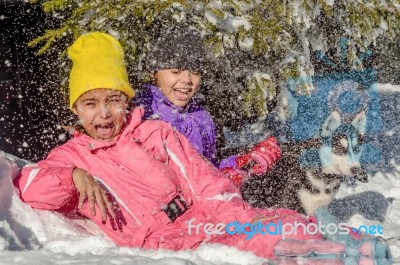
[[319, 110, 368, 182]]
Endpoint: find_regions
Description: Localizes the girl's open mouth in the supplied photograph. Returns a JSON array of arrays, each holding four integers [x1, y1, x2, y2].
[[95, 122, 115, 138], [173, 88, 191, 101]]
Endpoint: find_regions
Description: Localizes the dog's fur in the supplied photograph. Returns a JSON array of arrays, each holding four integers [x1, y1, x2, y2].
[[241, 110, 368, 215]]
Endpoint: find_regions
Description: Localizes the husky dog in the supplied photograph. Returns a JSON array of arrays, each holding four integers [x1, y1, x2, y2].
[[241, 110, 369, 216]]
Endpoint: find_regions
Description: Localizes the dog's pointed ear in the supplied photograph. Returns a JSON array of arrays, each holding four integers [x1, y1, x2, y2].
[[321, 111, 342, 137], [351, 110, 367, 135]]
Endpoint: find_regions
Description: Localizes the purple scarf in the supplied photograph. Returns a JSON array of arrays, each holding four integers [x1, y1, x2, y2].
[[133, 85, 218, 166]]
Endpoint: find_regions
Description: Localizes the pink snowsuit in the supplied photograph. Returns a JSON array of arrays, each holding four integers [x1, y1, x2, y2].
[[15, 108, 321, 258]]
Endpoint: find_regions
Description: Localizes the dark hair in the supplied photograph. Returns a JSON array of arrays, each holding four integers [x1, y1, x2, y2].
[[146, 25, 206, 73]]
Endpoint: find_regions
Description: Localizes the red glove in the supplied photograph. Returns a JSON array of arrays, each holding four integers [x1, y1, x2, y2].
[[221, 167, 247, 187], [236, 137, 281, 175], [220, 137, 281, 187]]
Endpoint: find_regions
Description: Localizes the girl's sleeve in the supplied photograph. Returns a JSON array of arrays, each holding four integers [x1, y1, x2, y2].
[[14, 145, 78, 211]]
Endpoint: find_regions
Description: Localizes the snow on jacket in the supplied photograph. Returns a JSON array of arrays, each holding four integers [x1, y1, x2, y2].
[[15, 107, 321, 258], [134, 84, 218, 166]]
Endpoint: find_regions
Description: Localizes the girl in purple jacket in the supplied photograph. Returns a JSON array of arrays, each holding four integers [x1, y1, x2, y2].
[[134, 26, 281, 186]]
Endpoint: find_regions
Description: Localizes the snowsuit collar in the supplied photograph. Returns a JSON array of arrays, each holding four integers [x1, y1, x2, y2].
[[70, 107, 144, 150]]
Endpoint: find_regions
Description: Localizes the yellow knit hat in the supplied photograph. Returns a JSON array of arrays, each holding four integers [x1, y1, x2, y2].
[[67, 32, 134, 109]]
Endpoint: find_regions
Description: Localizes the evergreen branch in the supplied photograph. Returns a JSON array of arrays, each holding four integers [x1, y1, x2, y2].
[[28, 0, 400, 121]]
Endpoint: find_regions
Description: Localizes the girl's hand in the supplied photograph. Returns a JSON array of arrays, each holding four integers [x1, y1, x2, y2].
[[72, 168, 116, 222]]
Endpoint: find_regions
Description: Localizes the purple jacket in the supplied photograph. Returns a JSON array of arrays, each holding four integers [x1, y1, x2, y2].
[[134, 85, 218, 166]]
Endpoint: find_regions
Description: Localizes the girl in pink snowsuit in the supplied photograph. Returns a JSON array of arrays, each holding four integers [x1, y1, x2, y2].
[[15, 32, 322, 259]]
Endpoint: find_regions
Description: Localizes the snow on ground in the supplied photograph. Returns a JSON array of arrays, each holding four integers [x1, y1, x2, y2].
[[0, 158, 267, 265], [335, 160, 400, 261], [1, 160, 399, 265]]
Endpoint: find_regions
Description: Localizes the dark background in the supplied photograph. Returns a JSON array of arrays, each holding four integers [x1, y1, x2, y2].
[[0, 3, 68, 161]]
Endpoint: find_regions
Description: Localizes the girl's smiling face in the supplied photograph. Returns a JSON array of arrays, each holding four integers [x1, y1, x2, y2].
[[155, 69, 202, 107], [72, 89, 128, 141]]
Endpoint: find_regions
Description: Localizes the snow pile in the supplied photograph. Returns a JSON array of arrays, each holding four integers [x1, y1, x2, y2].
[[335, 161, 400, 259], [0, 157, 266, 264], [1, 157, 400, 264]]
